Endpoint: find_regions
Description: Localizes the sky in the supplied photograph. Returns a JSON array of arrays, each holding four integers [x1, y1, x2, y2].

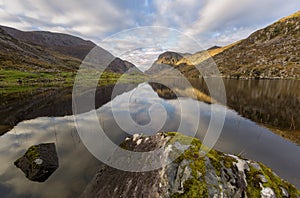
[[0, 0, 299, 70]]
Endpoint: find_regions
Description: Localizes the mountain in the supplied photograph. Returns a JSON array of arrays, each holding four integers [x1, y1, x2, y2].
[[81, 132, 300, 197], [147, 11, 300, 79], [0, 25, 96, 60], [107, 58, 143, 74], [0, 25, 141, 74], [212, 10, 300, 79], [207, 45, 221, 50], [145, 51, 200, 78]]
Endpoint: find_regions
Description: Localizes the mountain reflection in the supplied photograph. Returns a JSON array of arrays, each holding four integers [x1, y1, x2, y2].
[[0, 82, 299, 197]]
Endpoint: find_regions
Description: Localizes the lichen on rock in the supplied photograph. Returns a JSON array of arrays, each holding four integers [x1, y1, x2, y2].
[[81, 132, 300, 198]]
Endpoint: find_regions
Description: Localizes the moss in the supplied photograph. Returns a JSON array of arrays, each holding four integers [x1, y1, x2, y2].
[[171, 178, 208, 198], [258, 163, 300, 197], [222, 155, 237, 169], [25, 146, 40, 162], [166, 132, 195, 147], [207, 149, 222, 177], [167, 133, 208, 197], [245, 165, 263, 197], [244, 159, 300, 197]]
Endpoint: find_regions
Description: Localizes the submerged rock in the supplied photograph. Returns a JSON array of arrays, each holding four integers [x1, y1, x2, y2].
[[81, 132, 300, 198], [14, 143, 59, 182]]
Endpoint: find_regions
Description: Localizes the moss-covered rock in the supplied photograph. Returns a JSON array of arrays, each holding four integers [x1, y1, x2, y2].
[[14, 143, 59, 182], [81, 132, 300, 198]]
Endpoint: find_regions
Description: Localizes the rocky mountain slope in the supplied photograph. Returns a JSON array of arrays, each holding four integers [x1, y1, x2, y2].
[[212, 10, 300, 79], [0, 25, 96, 60], [81, 132, 300, 198], [147, 11, 300, 79], [0, 25, 141, 74], [145, 51, 200, 78]]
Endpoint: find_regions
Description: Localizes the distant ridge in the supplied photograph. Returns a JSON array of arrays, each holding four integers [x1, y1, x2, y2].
[[0, 25, 95, 60], [207, 45, 221, 50], [0, 25, 141, 74]]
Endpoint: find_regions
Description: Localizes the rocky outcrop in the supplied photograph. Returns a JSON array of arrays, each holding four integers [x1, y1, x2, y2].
[[81, 133, 300, 197], [14, 143, 59, 182], [145, 51, 200, 78]]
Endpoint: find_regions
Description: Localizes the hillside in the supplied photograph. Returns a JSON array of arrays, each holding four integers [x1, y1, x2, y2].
[[0, 25, 141, 74], [0, 26, 81, 72], [148, 11, 300, 79], [212, 10, 300, 79], [0, 25, 96, 60]]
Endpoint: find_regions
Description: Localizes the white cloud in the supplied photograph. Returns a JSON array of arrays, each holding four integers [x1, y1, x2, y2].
[[0, 0, 299, 59], [151, 0, 300, 47], [120, 48, 164, 71], [184, 0, 300, 46], [0, 0, 136, 40], [152, 0, 204, 28], [99, 27, 203, 71]]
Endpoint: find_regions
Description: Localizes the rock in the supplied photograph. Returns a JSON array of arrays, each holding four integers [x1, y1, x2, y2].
[[258, 174, 268, 183], [14, 143, 59, 182], [261, 185, 276, 198], [81, 132, 300, 197], [280, 187, 289, 197], [249, 161, 262, 171]]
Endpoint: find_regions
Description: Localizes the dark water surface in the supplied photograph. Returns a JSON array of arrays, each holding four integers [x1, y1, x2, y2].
[[0, 80, 299, 197]]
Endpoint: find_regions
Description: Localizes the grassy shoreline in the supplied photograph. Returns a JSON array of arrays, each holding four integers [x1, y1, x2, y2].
[[0, 69, 146, 95], [263, 125, 300, 145]]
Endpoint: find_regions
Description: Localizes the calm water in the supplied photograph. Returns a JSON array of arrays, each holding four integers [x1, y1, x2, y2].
[[0, 80, 299, 197]]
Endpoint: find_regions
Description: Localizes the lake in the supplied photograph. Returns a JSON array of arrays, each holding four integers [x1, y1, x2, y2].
[[0, 79, 299, 197]]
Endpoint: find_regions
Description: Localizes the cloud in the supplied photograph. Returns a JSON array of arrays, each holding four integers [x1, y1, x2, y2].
[[184, 0, 300, 46], [150, 0, 300, 48], [152, 0, 204, 28], [99, 27, 204, 71], [0, 0, 137, 40], [0, 0, 299, 57]]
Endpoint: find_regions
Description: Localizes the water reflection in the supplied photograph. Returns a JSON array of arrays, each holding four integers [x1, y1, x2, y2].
[[186, 78, 300, 130], [96, 83, 300, 188], [222, 79, 300, 130], [0, 82, 299, 197], [0, 83, 138, 135], [0, 117, 101, 197]]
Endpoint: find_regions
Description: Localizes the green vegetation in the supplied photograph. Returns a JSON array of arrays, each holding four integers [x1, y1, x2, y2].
[[167, 133, 208, 198], [166, 132, 300, 197], [245, 161, 300, 197], [258, 162, 300, 197], [0, 69, 75, 94], [0, 68, 146, 95], [245, 165, 264, 197], [172, 178, 208, 198], [166, 132, 240, 197], [14, 145, 40, 168], [25, 145, 40, 161]]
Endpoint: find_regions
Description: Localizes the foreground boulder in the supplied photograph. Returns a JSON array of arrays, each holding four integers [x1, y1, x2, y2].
[[81, 132, 300, 198], [14, 143, 59, 182]]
